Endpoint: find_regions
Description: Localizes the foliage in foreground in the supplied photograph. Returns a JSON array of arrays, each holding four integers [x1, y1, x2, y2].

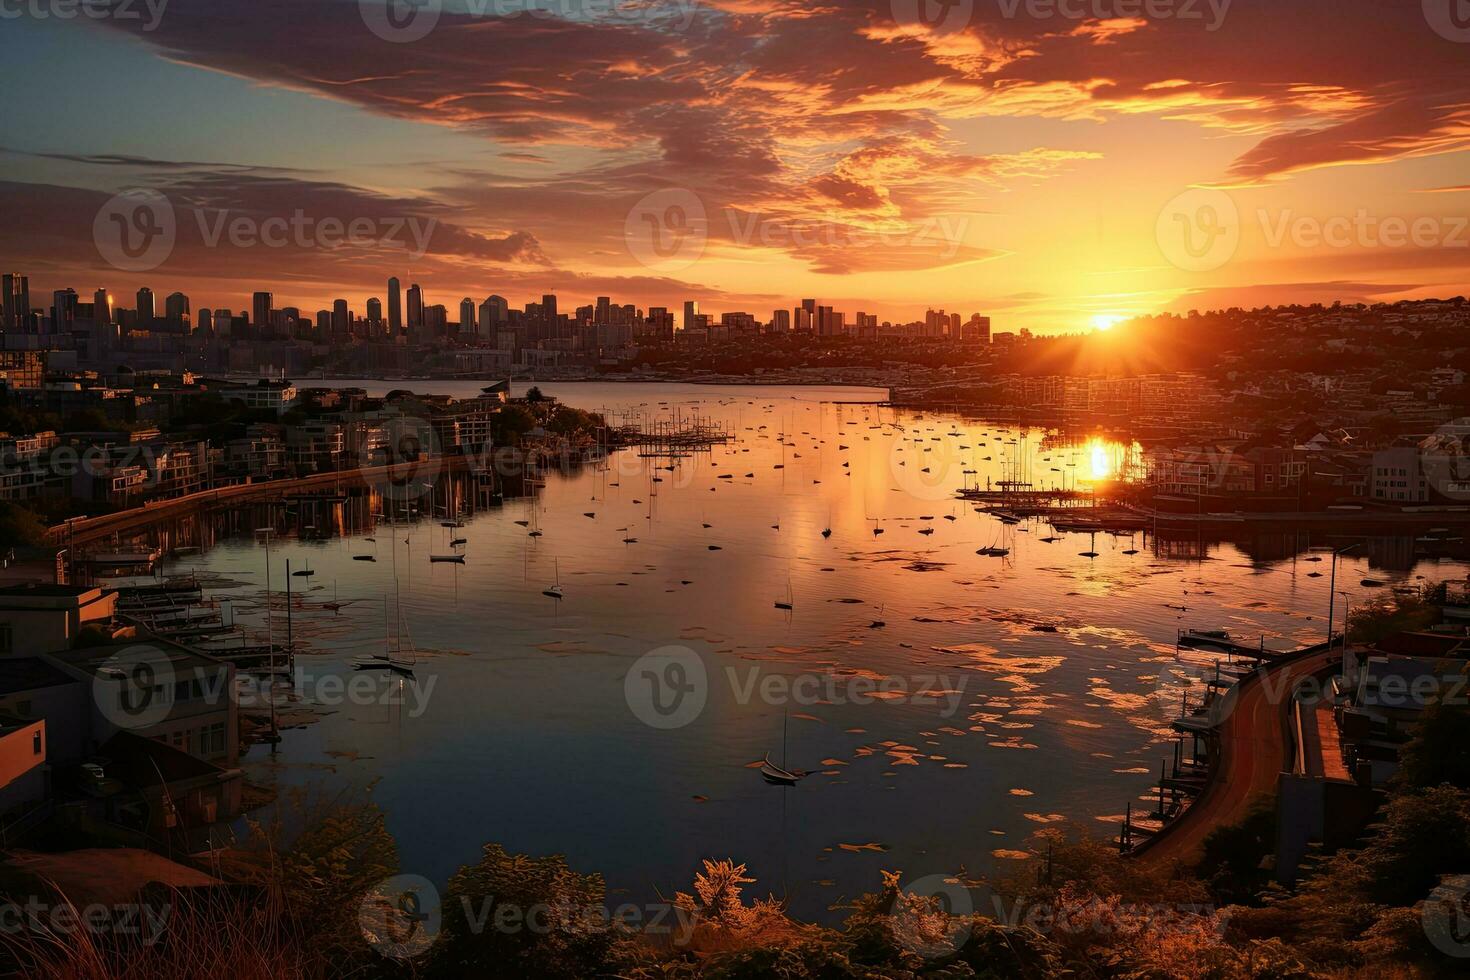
[[5, 696, 1470, 978]]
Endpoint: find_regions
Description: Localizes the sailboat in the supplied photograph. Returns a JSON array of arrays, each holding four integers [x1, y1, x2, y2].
[[977, 522, 1010, 557], [761, 711, 805, 785], [775, 579, 793, 611], [352, 599, 416, 676], [543, 558, 564, 599]]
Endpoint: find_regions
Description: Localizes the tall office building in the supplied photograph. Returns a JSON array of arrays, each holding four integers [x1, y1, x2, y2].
[[1, 274, 29, 330], [595, 296, 611, 324], [137, 286, 155, 324], [252, 291, 273, 333], [406, 284, 424, 336], [771, 309, 791, 333], [329, 299, 349, 337], [965, 314, 991, 344], [51, 289, 79, 333], [816, 305, 837, 336], [477, 296, 507, 336], [366, 297, 383, 326], [460, 298, 476, 335], [387, 277, 403, 334], [541, 294, 558, 323], [165, 291, 190, 325], [92, 288, 112, 325], [682, 300, 700, 331]]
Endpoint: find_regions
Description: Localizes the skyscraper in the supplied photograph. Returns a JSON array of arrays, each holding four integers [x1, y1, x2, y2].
[[595, 296, 611, 324], [683, 300, 699, 331], [253, 291, 273, 333], [541, 294, 558, 323], [366, 297, 383, 326], [332, 299, 350, 337], [407, 284, 424, 336], [165, 291, 190, 326], [2, 273, 30, 330], [387, 277, 403, 334], [93, 288, 112, 325], [460, 298, 476, 335], [51, 289, 78, 334], [137, 286, 154, 324]]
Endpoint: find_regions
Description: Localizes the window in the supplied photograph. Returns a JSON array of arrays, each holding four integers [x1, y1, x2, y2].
[[32, 731, 41, 755]]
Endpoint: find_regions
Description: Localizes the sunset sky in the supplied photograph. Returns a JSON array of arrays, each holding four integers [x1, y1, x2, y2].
[[1, 0, 1468, 333]]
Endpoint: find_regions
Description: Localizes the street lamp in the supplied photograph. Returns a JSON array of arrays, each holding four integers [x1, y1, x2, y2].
[[1315, 542, 1362, 683]]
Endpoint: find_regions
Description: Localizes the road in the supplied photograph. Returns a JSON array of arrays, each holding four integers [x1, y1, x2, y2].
[[1136, 648, 1338, 869], [47, 457, 464, 549]]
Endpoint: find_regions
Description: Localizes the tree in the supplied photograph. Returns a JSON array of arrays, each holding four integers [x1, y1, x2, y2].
[[430, 844, 613, 979], [1396, 699, 1470, 791], [492, 405, 536, 443], [524, 386, 547, 403], [0, 502, 47, 546]]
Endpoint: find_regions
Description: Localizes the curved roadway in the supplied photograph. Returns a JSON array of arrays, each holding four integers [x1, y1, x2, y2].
[[1136, 648, 1338, 869]]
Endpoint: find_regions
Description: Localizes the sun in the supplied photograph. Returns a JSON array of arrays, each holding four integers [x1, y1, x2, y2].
[[1091, 314, 1126, 332]]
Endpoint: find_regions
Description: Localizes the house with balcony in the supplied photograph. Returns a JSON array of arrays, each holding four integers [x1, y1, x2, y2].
[[285, 420, 346, 473], [211, 378, 298, 414], [225, 424, 287, 480]]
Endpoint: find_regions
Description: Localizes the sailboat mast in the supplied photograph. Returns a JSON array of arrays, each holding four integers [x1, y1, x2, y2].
[[782, 709, 788, 770]]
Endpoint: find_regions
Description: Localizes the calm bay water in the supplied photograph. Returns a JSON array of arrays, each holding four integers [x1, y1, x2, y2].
[[161, 383, 1467, 920]]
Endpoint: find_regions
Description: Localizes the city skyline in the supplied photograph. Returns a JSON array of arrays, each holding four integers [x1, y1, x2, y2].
[[8, 269, 1000, 337], [2, 2, 1467, 335]]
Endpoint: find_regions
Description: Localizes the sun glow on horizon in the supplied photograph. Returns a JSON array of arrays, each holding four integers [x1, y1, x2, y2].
[[1091, 314, 1126, 332]]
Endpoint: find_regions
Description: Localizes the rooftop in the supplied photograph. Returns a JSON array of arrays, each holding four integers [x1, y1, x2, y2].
[[47, 638, 228, 679], [0, 657, 78, 696], [100, 730, 223, 786], [2, 847, 220, 907], [0, 583, 96, 598]]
